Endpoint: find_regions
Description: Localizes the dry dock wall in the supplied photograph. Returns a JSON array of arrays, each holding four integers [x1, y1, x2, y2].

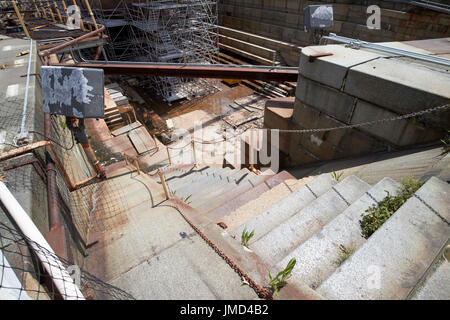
[[264, 43, 450, 166], [219, 0, 450, 65]]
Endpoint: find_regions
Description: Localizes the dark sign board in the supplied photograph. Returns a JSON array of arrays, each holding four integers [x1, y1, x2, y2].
[[42, 66, 104, 118], [304, 5, 334, 31]]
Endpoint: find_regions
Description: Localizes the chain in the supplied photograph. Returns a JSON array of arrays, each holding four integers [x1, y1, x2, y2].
[[161, 173, 273, 300], [166, 104, 449, 147], [177, 205, 272, 299], [279, 104, 449, 134]]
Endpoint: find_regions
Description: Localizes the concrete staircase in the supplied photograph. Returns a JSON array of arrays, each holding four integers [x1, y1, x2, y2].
[[90, 146, 448, 300], [145, 156, 449, 300]]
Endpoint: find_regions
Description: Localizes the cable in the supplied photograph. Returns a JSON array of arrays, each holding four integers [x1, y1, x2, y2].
[[28, 131, 75, 151]]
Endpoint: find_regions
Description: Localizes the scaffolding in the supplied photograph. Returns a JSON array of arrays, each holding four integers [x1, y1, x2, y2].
[[86, 0, 219, 103], [87, 0, 133, 61]]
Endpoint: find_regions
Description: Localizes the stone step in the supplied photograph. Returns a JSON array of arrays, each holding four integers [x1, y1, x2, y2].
[[274, 177, 401, 290], [317, 177, 450, 300], [219, 175, 315, 232], [231, 174, 337, 244], [420, 153, 450, 184], [165, 167, 224, 191], [206, 171, 297, 224], [410, 254, 450, 300], [160, 165, 210, 181], [250, 176, 371, 266], [195, 170, 274, 214], [169, 167, 237, 198], [169, 168, 248, 203], [187, 168, 254, 205]]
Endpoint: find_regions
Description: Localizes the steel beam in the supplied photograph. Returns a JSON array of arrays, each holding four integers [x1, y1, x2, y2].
[[49, 62, 300, 82]]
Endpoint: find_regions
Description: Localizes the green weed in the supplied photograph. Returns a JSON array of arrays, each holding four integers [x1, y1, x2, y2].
[[268, 258, 296, 296]]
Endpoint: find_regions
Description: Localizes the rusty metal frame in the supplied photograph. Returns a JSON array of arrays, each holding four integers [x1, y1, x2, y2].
[[39, 23, 106, 57], [0, 138, 101, 192], [49, 61, 299, 82]]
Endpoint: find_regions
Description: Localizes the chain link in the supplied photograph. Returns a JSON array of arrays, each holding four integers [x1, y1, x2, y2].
[[279, 104, 449, 134], [165, 104, 449, 147], [163, 187, 273, 300]]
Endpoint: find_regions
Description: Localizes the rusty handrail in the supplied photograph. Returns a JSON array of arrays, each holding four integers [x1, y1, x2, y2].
[[0, 140, 102, 192], [39, 23, 105, 57], [123, 153, 170, 200]]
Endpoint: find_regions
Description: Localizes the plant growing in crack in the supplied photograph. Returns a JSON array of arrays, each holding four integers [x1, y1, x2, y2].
[[360, 177, 422, 238], [241, 227, 255, 247], [170, 190, 192, 205], [441, 130, 450, 155], [268, 257, 296, 296], [331, 171, 344, 182], [181, 194, 192, 205], [337, 244, 355, 266]]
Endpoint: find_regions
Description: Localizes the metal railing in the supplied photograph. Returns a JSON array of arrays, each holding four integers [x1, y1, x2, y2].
[[320, 33, 450, 67]]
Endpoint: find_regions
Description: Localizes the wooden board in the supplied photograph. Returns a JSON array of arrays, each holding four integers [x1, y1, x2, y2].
[[111, 121, 142, 137], [222, 109, 259, 128], [128, 126, 157, 154]]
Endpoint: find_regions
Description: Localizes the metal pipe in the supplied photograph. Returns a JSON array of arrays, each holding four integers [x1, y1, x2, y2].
[[39, 1, 48, 20], [12, 0, 31, 39], [32, 0, 41, 18], [158, 169, 170, 200], [191, 140, 198, 168], [16, 39, 34, 145], [44, 114, 62, 231], [52, 0, 63, 24], [0, 181, 84, 300], [0, 141, 51, 162], [39, 24, 105, 57], [49, 61, 299, 82], [321, 33, 450, 67], [45, 0, 56, 22]]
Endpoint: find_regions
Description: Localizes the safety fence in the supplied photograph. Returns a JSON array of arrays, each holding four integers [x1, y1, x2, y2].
[[0, 221, 135, 300]]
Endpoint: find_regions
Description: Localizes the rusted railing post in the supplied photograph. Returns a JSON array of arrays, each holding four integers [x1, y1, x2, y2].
[[191, 139, 198, 168], [166, 146, 172, 166], [39, 1, 48, 20], [32, 0, 42, 18], [61, 0, 69, 21], [53, 0, 63, 23], [157, 169, 170, 200], [151, 133, 159, 151], [134, 158, 140, 175], [82, 0, 103, 60], [46, 0, 57, 22], [12, 1, 31, 38]]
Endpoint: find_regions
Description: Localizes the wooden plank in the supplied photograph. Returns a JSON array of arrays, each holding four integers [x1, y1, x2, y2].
[[223, 109, 258, 128], [110, 92, 124, 99], [110, 121, 142, 137], [105, 82, 120, 90], [128, 127, 157, 154]]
